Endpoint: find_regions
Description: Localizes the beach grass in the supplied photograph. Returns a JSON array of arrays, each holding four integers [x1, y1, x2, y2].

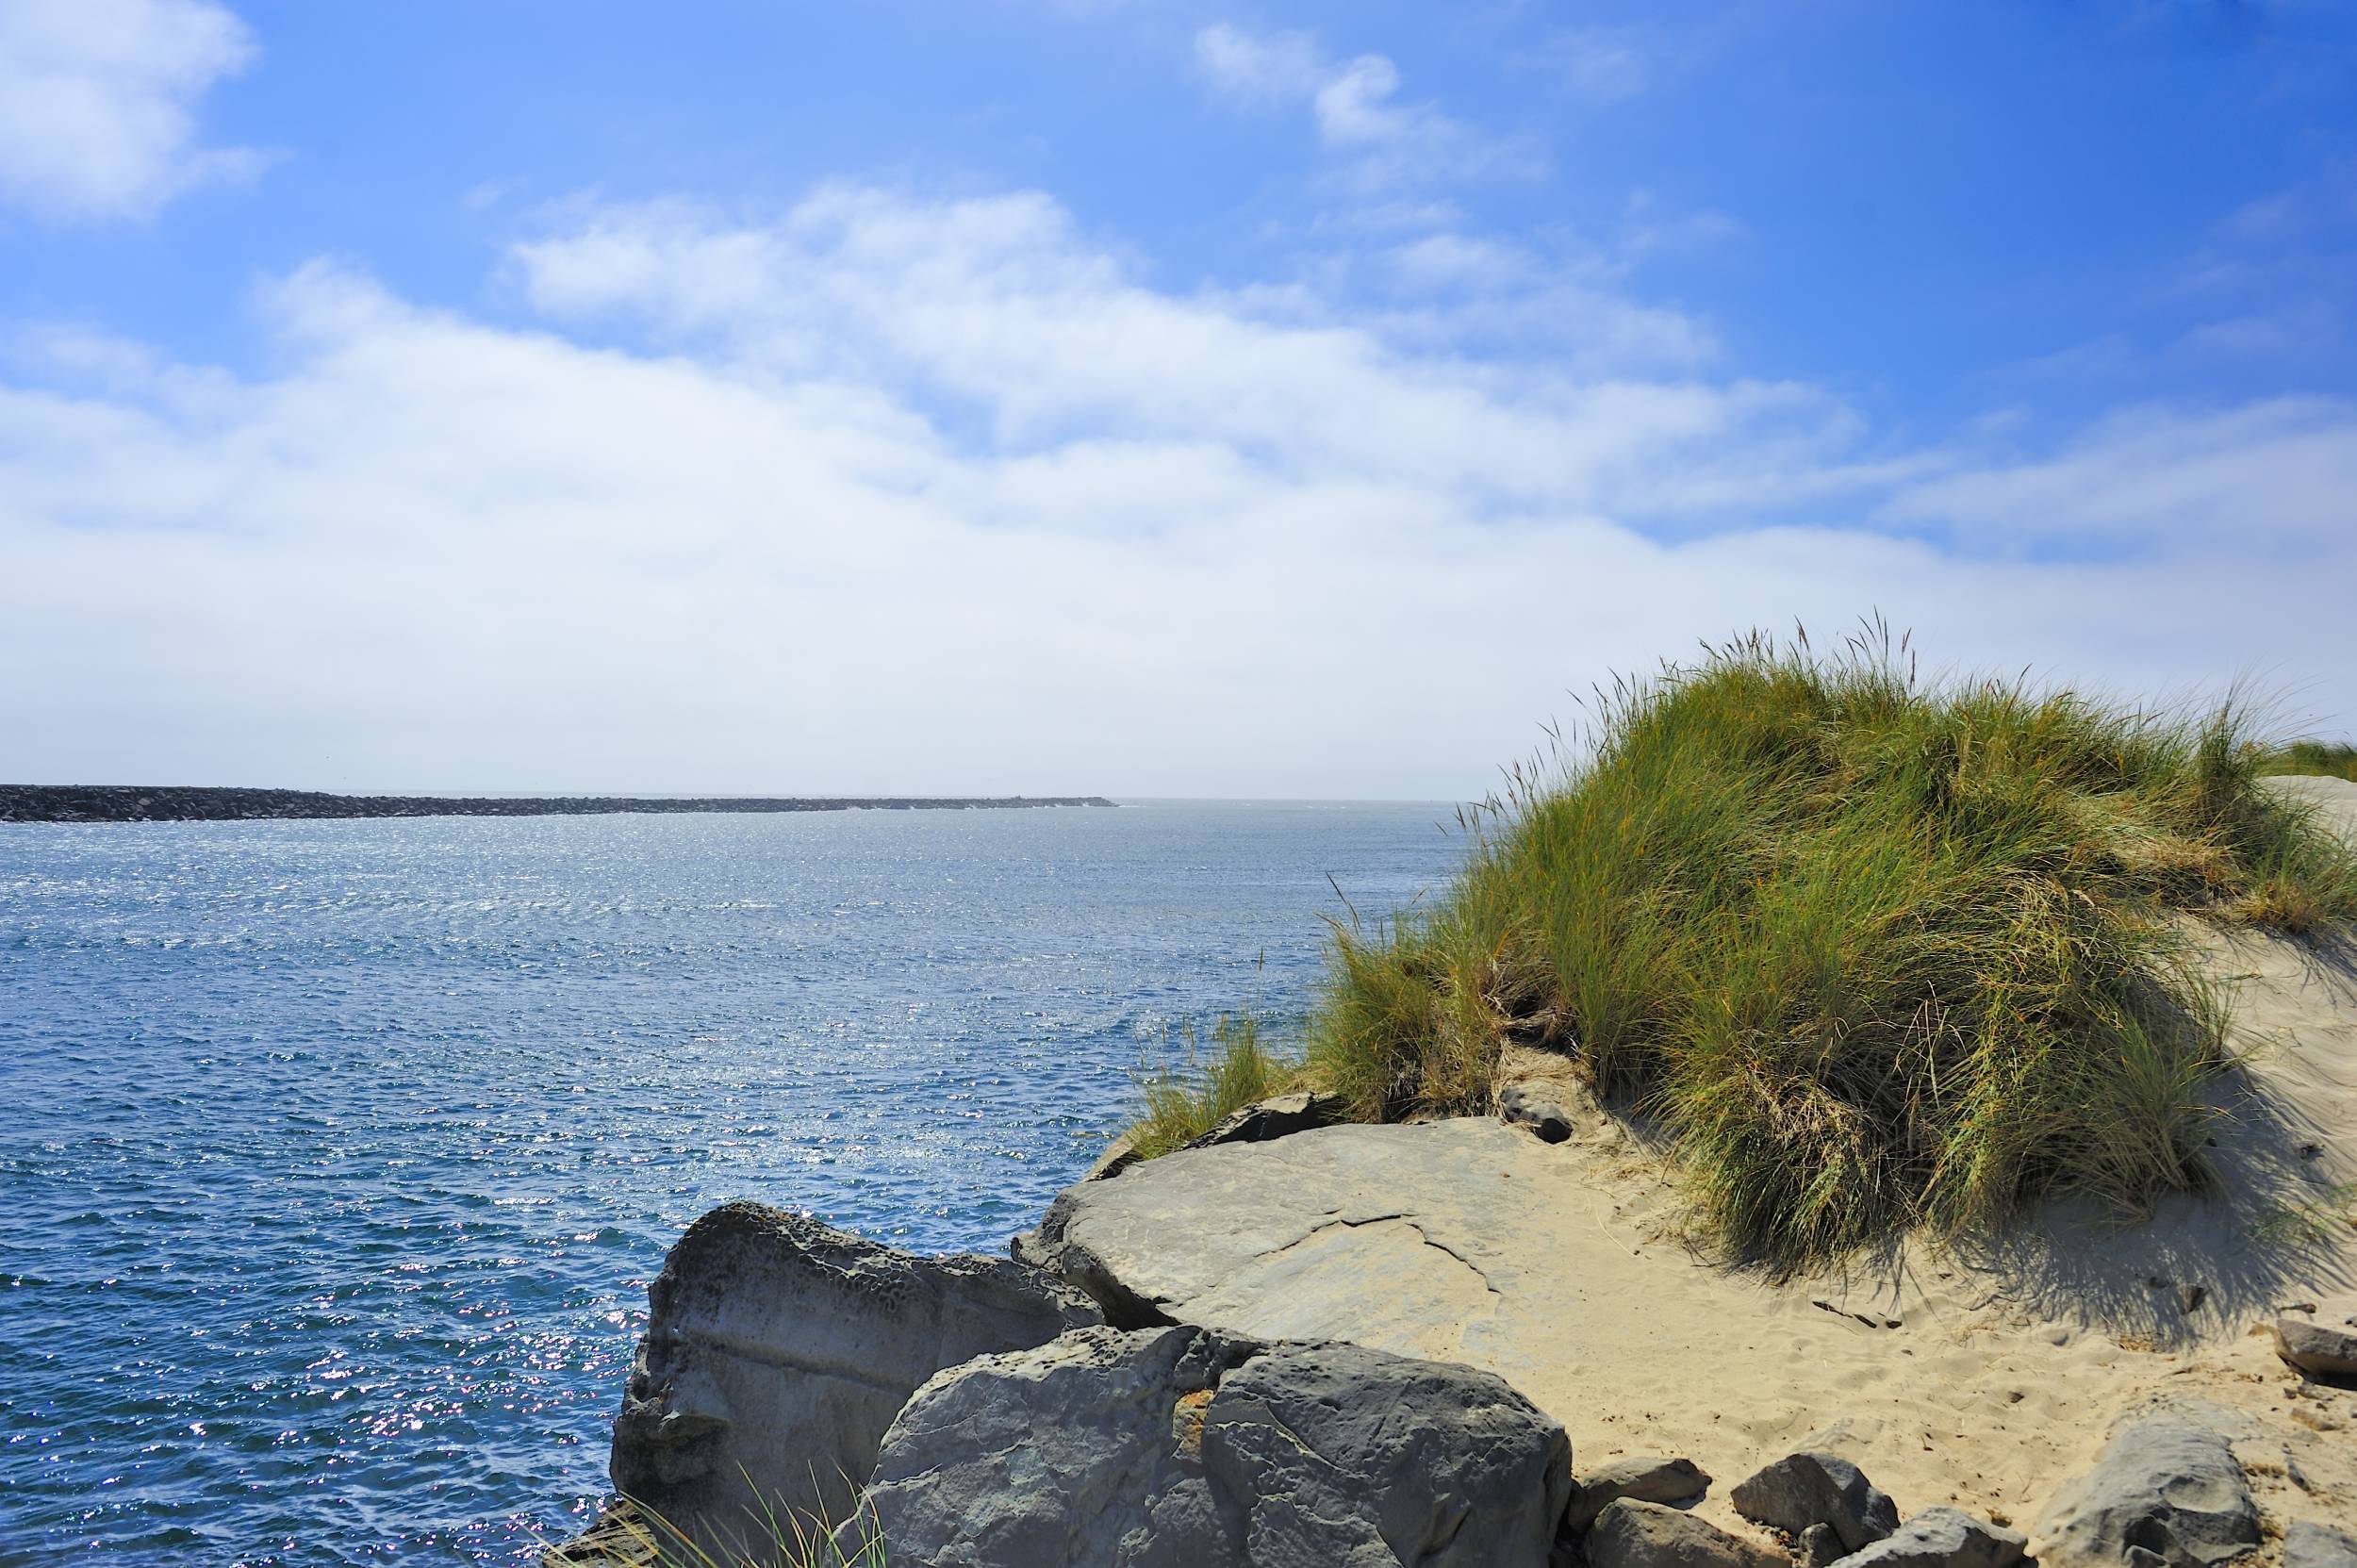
[[1143, 622, 2357, 1271], [545, 1492, 884, 1568], [1126, 1013, 1299, 1161], [2262, 740, 2357, 783]]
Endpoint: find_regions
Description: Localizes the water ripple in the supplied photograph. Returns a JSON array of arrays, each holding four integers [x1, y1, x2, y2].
[[0, 802, 1458, 1563]]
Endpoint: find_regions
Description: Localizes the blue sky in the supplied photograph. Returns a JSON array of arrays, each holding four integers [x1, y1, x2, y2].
[[3, 0, 2354, 796]]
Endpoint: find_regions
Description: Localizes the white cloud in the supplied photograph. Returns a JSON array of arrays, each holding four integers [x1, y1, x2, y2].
[[1193, 22, 1326, 105], [1886, 400, 2357, 548], [1540, 25, 1653, 103], [0, 0, 260, 222], [1192, 22, 1540, 190], [4, 188, 2355, 795]]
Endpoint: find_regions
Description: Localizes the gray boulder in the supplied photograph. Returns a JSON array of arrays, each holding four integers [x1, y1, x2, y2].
[[1800, 1524, 1845, 1567], [1825, 1508, 2025, 1568], [1731, 1453, 1899, 1552], [2271, 1297, 2357, 1378], [854, 1323, 1574, 1568], [1587, 1499, 1787, 1568], [2283, 1522, 2357, 1568], [1567, 1456, 1713, 1530], [606, 1202, 1098, 1557], [2036, 1408, 2259, 1568]]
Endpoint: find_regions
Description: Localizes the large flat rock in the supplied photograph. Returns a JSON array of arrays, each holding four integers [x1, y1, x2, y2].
[[1017, 1114, 2357, 1544], [1023, 1119, 1545, 1362]]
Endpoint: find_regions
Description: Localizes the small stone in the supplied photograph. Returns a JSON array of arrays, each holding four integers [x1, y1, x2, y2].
[[2272, 1297, 2357, 1378], [1588, 1499, 1787, 1568], [1499, 1083, 1576, 1143], [1826, 1507, 2026, 1568], [1731, 1451, 1900, 1551], [2283, 1521, 2357, 1568], [1083, 1130, 1141, 1181], [1175, 1089, 1346, 1153], [1566, 1456, 1713, 1530], [1801, 1523, 1845, 1567]]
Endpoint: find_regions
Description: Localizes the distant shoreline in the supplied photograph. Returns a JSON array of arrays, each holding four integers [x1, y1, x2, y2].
[[0, 785, 1118, 824]]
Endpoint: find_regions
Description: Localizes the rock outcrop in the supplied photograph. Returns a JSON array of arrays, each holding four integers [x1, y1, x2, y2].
[[2284, 1521, 2357, 1568], [2273, 1297, 2357, 1379], [1068, 1090, 1347, 1188], [1177, 1088, 1347, 1154], [2036, 1407, 2260, 1568], [1826, 1508, 2025, 1568], [1566, 1455, 1713, 1531], [852, 1323, 1574, 1568], [606, 1202, 1098, 1556], [1586, 1498, 1787, 1568], [1015, 1118, 1547, 1355], [1730, 1452, 1900, 1553]]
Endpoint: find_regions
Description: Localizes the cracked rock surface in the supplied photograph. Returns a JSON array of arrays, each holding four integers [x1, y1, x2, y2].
[[854, 1323, 1573, 1568], [1019, 1120, 1541, 1359]]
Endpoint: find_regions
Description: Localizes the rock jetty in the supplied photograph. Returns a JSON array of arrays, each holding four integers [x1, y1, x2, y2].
[[0, 785, 1115, 823]]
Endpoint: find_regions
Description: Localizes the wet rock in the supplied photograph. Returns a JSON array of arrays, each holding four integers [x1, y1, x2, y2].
[[2283, 1521, 2357, 1568], [1567, 1455, 1713, 1530], [1825, 1507, 2025, 1568], [605, 1202, 1098, 1558], [2036, 1407, 2259, 1568], [2272, 1296, 2357, 1378], [1588, 1498, 1788, 1568], [854, 1323, 1573, 1568], [1731, 1452, 1900, 1552]]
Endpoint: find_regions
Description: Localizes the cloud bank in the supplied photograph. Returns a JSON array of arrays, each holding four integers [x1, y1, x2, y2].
[[0, 0, 259, 223], [4, 184, 2352, 797]]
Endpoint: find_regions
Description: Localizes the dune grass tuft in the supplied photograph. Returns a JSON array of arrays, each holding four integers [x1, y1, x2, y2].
[[2262, 740, 2357, 783], [546, 1491, 885, 1568], [1126, 1013, 1299, 1161], [1295, 623, 2357, 1270]]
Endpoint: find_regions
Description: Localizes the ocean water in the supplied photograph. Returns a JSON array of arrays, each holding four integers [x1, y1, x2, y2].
[[0, 801, 1465, 1564]]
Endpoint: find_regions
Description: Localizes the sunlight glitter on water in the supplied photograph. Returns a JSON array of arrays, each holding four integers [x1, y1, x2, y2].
[[1, 801, 1460, 1563]]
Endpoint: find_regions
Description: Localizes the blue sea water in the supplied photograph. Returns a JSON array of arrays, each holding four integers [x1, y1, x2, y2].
[[0, 801, 1465, 1564]]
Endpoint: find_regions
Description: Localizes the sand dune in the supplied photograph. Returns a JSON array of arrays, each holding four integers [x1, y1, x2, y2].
[[1040, 777, 2357, 1552]]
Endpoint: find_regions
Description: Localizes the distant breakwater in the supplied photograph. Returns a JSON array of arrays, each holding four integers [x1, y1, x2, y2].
[[0, 785, 1118, 823]]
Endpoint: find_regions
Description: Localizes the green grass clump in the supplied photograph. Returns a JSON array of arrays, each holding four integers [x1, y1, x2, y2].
[[1127, 1013, 1299, 1161], [1304, 624, 2357, 1270], [2262, 740, 2357, 782], [547, 1492, 884, 1568]]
